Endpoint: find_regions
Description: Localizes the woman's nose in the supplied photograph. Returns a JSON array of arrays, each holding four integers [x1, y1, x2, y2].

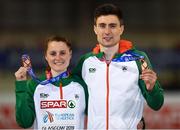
[[55, 54, 62, 60]]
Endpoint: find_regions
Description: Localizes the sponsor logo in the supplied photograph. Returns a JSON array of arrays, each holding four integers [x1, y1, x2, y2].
[[43, 111, 54, 123], [122, 66, 128, 72], [40, 93, 49, 98], [55, 113, 74, 120], [41, 100, 67, 109], [68, 100, 76, 108], [40, 100, 76, 109], [89, 68, 96, 73], [74, 94, 79, 100]]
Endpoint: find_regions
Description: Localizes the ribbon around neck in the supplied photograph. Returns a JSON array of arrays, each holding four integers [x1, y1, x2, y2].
[[21, 54, 68, 85], [112, 50, 144, 62]]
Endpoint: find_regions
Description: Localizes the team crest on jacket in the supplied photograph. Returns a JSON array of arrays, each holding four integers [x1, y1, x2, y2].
[[89, 68, 96, 73]]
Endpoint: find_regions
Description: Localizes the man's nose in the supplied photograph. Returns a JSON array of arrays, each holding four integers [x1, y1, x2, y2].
[[104, 27, 111, 34]]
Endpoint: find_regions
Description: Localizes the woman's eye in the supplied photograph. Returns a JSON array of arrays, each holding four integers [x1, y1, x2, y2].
[[49, 50, 66, 56], [50, 51, 56, 56], [60, 50, 66, 55]]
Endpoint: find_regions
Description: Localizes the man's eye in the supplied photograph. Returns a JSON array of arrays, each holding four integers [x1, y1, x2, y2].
[[98, 24, 106, 28], [109, 24, 117, 28]]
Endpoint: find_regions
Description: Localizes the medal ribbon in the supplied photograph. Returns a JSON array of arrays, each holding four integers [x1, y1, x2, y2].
[[112, 50, 144, 62], [21, 54, 68, 85]]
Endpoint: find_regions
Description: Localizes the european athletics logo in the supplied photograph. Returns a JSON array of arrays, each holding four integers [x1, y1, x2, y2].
[[43, 111, 54, 123]]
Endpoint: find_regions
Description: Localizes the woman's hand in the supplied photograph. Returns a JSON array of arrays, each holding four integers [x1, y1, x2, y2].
[[15, 67, 28, 81]]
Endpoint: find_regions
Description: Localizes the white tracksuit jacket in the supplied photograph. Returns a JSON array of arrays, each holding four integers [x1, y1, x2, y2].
[[73, 40, 164, 130], [16, 74, 88, 130]]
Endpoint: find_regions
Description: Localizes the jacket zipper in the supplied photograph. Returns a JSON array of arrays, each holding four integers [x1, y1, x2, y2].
[[106, 63, 110, 130]]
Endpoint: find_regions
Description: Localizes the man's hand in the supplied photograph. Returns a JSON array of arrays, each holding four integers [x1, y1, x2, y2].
[[140, 69, 157, 91]]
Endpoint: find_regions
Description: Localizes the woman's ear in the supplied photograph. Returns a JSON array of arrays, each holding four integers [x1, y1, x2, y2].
[[45, 55, 48, 62], [70, 50, 72, 59]]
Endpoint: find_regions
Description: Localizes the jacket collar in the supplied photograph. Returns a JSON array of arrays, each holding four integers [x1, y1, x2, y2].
[[93, 39, 133, 54]]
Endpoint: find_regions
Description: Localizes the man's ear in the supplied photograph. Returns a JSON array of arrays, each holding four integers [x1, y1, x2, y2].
[[94, 25, 97, 35], [120, 25, 124, 35]]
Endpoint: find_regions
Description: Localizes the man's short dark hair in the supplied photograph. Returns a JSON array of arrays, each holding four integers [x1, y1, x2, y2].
[[94, 3, 124, 26]]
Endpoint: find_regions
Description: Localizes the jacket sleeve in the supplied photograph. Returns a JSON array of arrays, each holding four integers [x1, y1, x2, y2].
[[72, 54, 90, 115], [15, 80, 36, 128], [139, 79, 164, 110], [136, 51, 164, 111], [73, 75, 89, 115], [72, 55, 85, 80]]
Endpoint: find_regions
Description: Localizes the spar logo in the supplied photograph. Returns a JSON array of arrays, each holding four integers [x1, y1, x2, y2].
[[41, 100, 76, 109]]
